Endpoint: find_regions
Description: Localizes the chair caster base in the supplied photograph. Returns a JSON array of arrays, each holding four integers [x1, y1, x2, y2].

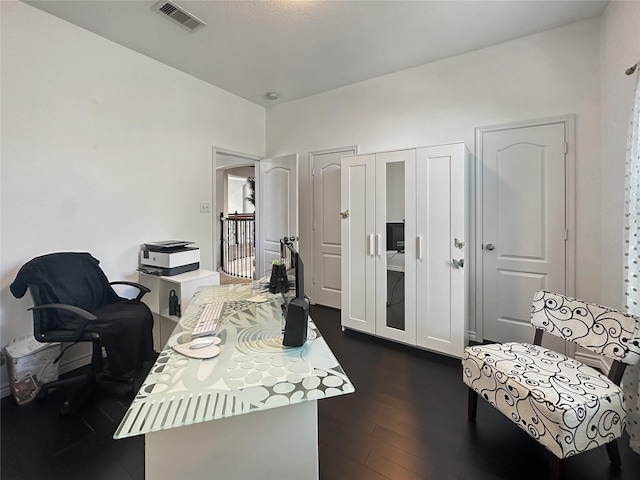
[[59, 401, 72, 416], [36, 388, 48, 402]]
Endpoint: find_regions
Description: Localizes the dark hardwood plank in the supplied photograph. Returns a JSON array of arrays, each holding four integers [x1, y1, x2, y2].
[[1, 359, 151, 480], [3, 304, 640, 480], [311, 305, 640, 480], [319, 440, 390, 480], [366, 450, 428, 480], [319, 394, 386, 434], [367, 441, 459, 480]]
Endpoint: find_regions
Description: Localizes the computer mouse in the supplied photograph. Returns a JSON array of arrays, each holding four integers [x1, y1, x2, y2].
[[189, 337, 216, 349]]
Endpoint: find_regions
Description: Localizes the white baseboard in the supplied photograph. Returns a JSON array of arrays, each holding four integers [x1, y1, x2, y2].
[[1, 352, 92, 400]]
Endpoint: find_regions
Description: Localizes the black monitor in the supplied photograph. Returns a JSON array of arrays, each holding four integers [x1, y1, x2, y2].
[[386, 222, 405, 252], [280, 237, 304, 300], [279, 237, 309, 347]]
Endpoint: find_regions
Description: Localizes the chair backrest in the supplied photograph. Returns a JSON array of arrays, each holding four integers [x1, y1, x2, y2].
[[27, 283, 57, 338], [10, 252, 120, 333], [531, 290, 640, 364]]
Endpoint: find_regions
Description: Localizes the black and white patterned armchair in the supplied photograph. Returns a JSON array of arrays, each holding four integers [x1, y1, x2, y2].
[[462, 290, 640, 479]]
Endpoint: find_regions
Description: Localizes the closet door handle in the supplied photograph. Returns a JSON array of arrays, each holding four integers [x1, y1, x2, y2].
[[376, 234, 382, 256], [417, 236, 423, 260], [369, 234, 375, 256]]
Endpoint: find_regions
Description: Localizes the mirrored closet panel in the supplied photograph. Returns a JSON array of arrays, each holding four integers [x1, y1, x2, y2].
[[374, 150, 416, 344]]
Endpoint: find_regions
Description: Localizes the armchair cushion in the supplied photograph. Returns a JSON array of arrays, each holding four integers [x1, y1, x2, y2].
[[462, 342, 626, 458]]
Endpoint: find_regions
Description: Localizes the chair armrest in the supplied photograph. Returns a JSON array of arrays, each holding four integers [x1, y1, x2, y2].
[[109, 281, 151, 301], [29, 304, 97, 342]]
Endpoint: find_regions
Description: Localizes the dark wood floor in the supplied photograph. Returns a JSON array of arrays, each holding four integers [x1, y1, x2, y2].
[[2, 304, 640, 480]]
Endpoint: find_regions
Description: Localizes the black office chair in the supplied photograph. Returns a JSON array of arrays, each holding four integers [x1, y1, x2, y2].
[[10, 252, 154, 415]]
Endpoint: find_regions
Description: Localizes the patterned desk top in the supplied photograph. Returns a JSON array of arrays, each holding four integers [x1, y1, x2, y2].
[[114, 284, 354, 439]]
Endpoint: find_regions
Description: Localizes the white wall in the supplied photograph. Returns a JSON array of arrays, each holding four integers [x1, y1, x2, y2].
[[0, 2, 265, 389], [266, 19, 602, 337], [226, 170, 255, 215], [600, 0, 640, 309]]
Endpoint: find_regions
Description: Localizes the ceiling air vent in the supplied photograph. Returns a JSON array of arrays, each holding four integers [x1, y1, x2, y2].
[[152, 1, 206, 32]]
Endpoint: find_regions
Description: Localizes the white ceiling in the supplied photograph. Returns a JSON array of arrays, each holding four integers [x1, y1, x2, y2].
[[25, 0, 609, 107]]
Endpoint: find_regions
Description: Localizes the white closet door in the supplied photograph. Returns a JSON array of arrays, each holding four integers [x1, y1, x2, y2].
[[374, 149, 416, 345], [416, 143, 467, 357], [341, 154, 376, 334]]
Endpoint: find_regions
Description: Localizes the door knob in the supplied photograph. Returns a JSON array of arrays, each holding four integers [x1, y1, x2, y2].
[[485, 244, 495, 251]]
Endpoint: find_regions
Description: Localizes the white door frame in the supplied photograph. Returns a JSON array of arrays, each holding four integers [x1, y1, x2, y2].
[[212, 147, 261, 273], [473, 115, 576, 342], [309, 145, 358, 307]]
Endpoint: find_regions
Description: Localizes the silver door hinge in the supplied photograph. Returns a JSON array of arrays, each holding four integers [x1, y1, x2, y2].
[[565, 229, 569, 241], [564, 142, 568, 154]]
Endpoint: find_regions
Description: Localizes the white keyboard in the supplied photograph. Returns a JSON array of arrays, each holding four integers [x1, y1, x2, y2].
[[192, 301, 224, 338]]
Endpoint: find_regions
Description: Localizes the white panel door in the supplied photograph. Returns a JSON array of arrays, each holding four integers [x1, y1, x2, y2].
[[257, 154, 298, 280], [416, 144, 467, 357], [341, 154, 376, 334], [311, 147, 357, 308], [481, 123, 566, 345]]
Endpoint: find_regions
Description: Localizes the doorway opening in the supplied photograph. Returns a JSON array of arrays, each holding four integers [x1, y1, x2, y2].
[[220, 172, 255, 278], [214, 149, 260, 282]]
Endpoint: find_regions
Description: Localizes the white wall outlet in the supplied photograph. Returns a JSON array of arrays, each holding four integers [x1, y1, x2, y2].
[[200, 201, 211, 213]]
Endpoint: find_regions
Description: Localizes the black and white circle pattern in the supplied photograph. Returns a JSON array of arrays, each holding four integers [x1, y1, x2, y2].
[[463, 341, 626, 458], [531, 290, 640, 363]]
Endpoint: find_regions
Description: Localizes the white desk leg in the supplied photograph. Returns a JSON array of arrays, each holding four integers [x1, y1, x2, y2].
[[145, 400, 319, 480]]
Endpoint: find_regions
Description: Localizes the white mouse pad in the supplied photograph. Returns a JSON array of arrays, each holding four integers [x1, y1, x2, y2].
[[172, 343, 220, 359]]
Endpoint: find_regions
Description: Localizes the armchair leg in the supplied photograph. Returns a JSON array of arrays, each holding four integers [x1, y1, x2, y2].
[[605, 440, 622, 467], [548, 453, 562, 480], [467, 388, 478, 421]]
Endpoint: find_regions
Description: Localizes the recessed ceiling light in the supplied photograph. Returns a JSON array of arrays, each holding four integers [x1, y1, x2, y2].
[[265, 92, 279, 101]]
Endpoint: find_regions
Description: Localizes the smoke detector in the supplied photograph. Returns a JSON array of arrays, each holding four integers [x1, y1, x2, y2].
[[152, 1, 206, 32]]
